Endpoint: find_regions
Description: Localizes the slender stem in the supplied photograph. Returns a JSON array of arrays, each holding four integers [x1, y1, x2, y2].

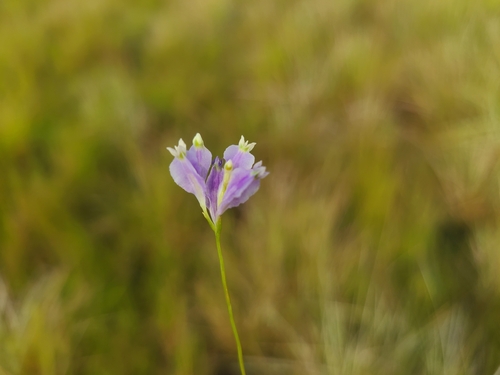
[[215, 220, 247, 375]]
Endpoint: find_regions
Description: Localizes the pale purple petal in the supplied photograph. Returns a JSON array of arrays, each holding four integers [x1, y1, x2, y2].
[[220, 163, 268, 213], [187, 145, 212, 179], [217, 168, 256, 217], [169, 157, 207, 209], [222, 178, 261, 213], [205, 157, 224, 221], [223, 145, 255, 170], [252, 161, 269, 179]]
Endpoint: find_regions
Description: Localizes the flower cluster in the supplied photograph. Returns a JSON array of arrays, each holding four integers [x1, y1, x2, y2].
[[167, 134, 269, 226]]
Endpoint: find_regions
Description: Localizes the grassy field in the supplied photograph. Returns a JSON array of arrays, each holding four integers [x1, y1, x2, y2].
[[2, 0, 500, 374]]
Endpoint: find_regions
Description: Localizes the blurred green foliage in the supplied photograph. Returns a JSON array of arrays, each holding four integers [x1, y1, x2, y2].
[[2, 0, 500, 374]]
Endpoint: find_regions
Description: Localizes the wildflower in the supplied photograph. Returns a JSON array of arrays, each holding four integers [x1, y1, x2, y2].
[[167, 134, 268, 375], [167, 134, 269, 226]]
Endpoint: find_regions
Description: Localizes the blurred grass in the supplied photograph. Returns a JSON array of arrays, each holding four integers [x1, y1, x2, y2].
[[2, 0, 500, 374]]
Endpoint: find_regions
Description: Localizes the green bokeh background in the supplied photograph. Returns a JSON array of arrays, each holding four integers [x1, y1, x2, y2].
[[2, 0, 500, 374]]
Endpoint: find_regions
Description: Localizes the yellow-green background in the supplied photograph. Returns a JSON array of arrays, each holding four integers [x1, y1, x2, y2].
[[2, 0, 500, 374]]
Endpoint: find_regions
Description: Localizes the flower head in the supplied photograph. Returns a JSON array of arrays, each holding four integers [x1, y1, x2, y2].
[[167, 134, 268, 227]]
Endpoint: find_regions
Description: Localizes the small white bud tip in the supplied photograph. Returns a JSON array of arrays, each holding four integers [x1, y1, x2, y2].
[[167, 138, 187, 158], [238, 135, 256, 152], [238, 136, 246, 147], [193, 133, 204, 147]]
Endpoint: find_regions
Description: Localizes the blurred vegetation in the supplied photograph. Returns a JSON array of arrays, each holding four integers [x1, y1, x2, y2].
[[2, 0, 500, 374]]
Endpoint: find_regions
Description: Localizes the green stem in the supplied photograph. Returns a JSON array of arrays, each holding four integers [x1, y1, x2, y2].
[[202, 209, 216, 232], [215, 220, 247, 375]]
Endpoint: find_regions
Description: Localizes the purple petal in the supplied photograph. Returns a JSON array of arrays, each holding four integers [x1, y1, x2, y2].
[[252, 161, 270, 178], [205, 157, 224, 221], [187, 145, 212, 179], [169, 157, 207, 209], [222, 178, 261, 214], [223, 145, 255, 170], [217, 168, 257, 217]]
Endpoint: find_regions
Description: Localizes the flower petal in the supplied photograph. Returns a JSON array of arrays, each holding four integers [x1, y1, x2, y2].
[[217, 168, 257, 216], [252, 161, 270, 179], [169, 157, 207, 209], [223, 145, 255, 170], [223, 178, 261, 213], [187, 146, 212, 179], [186, 134, 212, 179], [205, 156, 224, 221]]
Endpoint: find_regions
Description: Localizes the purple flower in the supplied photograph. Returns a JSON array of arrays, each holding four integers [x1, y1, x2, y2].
[[167, 134, 269, 227]]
